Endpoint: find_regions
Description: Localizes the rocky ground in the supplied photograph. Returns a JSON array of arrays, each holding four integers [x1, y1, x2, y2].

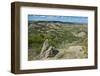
[[28, 21, 88, 61]]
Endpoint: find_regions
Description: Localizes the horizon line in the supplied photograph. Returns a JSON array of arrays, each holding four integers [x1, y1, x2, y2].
[[28, 15, 88, 24]]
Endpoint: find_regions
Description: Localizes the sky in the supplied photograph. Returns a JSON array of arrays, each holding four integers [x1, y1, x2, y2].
[[28, 15, 88, 24]]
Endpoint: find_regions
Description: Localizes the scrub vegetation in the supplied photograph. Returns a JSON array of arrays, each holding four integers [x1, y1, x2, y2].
[[28, 21, 88, 61]]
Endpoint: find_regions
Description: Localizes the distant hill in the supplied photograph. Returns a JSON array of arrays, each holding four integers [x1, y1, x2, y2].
[[28, 20, 87, 26]]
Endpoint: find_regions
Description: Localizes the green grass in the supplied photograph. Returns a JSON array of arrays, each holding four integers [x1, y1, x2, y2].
[[28, 21, 88, 60]]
